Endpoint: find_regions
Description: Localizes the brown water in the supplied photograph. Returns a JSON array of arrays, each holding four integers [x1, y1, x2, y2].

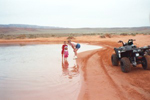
[[0, 44, 102, 100]]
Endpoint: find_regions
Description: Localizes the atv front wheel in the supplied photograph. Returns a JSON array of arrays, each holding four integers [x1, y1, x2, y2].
[[120, 57, 131, 73], [111, 54, 119, 66], [142, 55, 150, 70]]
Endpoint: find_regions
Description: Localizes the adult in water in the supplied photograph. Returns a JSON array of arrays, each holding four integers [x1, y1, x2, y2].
[[68, 40, 81, 59]]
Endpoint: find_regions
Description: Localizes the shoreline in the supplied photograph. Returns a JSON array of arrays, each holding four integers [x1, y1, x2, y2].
[[0, 34, 149, 46], [1, 34, 150, 100], [77, 36, 150, 100]]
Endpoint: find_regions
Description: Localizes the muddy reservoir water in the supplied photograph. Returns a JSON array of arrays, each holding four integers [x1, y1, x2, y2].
[[0, 44, 102, 100]]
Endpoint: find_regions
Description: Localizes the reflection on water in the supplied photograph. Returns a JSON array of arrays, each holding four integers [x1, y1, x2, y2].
[[62, 60, 79, 79], [0, 44, 101, 100]]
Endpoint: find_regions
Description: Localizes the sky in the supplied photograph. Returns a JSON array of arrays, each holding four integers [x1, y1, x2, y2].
[[0, 0, 150, 28]]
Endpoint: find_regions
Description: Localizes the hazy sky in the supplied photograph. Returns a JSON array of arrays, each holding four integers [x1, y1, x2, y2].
[[0, 0, 150, 28]]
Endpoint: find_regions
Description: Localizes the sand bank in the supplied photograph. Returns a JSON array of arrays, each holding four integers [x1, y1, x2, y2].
[[77, 35, 150, 100], [0, 34, 150, 100]]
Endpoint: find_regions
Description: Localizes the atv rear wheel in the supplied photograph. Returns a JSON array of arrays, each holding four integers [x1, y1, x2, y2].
[[146, 50, 150, 55], [142, 55, 150, 70], [145, 50, 150, 55], [120, 57, 131, 73], [111, 54, 119, 66]]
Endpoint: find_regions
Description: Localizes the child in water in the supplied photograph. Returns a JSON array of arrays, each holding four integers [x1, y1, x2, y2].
[[63, 46, 69, 61], [62, 45, 69, 68], [61, 41, 67, 60]]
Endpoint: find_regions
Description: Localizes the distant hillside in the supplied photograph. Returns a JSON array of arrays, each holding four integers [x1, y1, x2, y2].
[[0, 24, 61, 29], [0, 24, 150, 35]]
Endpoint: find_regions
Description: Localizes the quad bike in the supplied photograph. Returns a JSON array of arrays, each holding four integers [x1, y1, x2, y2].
[[111, 39, 150, 73], [145, 45, 150, 55]]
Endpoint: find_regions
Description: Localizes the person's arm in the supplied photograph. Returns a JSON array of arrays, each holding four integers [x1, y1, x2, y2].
[[62, 45, 64, 50], [62, 45, 64, 59], [70, 43, 76, 50]]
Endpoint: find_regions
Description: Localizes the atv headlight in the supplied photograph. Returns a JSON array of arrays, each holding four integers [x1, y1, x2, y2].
[[136, 53, 139, 57]]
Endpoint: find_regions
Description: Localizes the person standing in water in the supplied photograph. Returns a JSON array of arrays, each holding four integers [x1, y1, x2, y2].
[[68, 40, 81, 59], [61, 41, 67, 60], [62, 45, 69, 68], [63, 46, 69, 61]]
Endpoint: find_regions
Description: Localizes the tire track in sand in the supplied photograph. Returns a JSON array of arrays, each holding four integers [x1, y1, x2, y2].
[[98, 47, 127, 100], [78, 48, 125, 100], [78, 42, 150, 100], [99, 45, 150, 100]]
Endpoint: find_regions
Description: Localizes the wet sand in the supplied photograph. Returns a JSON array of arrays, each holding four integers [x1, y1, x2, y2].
[[0, 34, 150, 100], [77, 35, 150, 100]]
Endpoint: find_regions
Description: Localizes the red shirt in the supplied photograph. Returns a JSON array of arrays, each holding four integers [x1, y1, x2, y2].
[[61, 44, 67, 54]]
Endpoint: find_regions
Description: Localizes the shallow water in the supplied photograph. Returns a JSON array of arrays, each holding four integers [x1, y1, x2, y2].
[[0, 44, 102, 100]]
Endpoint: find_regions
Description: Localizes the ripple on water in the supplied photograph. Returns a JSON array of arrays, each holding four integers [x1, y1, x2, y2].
[[0, 44, 101, 100]]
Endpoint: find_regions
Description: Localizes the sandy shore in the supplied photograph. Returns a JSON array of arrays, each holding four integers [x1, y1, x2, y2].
[[1, 34, 150, 100], [77, 35, 150, 100]]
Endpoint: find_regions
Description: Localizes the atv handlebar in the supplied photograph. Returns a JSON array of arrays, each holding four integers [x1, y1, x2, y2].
[[118, 40, 122, 43], [118, 40, 124, 45], [118, 39, 136, 46], [128, 39, 136, 42]]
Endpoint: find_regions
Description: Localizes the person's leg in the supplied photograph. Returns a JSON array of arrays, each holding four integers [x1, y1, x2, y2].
[[75, 43, 80, 57], [62, 60, 64, 68], [61, 50, 64, 60], [62, 54, 64, 61], [74, 49, 78, 56], [73, 49, 78, 59]]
